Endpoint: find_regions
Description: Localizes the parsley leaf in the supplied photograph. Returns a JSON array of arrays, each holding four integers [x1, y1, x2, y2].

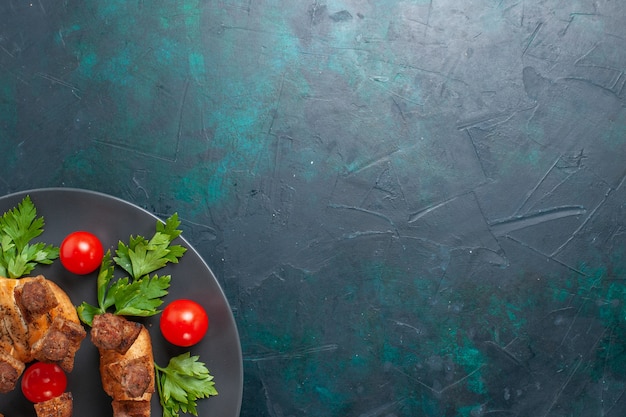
[[76, 213, 185, 326], [114, 213, 186, 279], [0, 195, 59, 278], [109, 274, 171, 316], [155, 353, 218, 417]]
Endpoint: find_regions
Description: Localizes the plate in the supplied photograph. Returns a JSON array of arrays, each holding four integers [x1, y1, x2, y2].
[[0, 188, 243, 417]]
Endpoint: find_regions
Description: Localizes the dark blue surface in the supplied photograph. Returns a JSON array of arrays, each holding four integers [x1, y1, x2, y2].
[[1, 1, 626, 416]]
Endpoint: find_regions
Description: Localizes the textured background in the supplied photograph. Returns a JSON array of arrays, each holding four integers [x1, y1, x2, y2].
[[1, 1, 626, 416]]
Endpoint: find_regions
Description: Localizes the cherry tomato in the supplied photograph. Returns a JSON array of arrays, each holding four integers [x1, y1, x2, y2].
[[160, 299, 209, 347], [60, 231, 104, 275], [21, 362, 67, 403]]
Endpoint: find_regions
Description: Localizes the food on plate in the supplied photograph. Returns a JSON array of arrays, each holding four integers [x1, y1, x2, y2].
[[0, 275, 86, 394], [0, 195, 222, 417], [33, 392, 73, 417], [160, 299, 209, 347], [92, 314, 155, 417], [60, 231, 104, 275]]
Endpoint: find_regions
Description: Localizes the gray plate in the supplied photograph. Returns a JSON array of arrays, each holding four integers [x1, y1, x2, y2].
[[0, 188, 243, 417]]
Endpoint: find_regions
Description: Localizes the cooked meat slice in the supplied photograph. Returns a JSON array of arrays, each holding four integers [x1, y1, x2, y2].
[[31, 317, 86, 372], [0, 281, 30, 362], [0, 362, 19, 393], [33, 392, 73, 417], [91, 313, 142, 354], [123, 358, 153, 398], [25, 278, 87, 373], [14, 276, 59, 320], [0, 351, 25, 393], [0, 276, 86, 369], [104, 355, 153, 398], [32, 327, 69, 362], [111, 400, 151, 417], [98, 325, 154, 402]]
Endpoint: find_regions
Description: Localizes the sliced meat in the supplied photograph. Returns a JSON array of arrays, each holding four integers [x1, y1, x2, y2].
[[31, 317, 86, 372], [0, 361, 19, 393], [94, 315, 156, 416], [91, 313, 142, 354], [34, 392, 73, 417], [98, 325, 155, 403], [33, 327, 69, 362], [103, 355, 153, 399], [0, 276, 86, 370], [111, 400, 151, 417], [122, 358, 153, 398], [0, 282, 30, 362], [0, 351, 25, 393], [14, 276, 59, 320]]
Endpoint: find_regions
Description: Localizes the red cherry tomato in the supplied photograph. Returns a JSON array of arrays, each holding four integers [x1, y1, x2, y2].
[[160, 299, 209, 347], [60, 231, 104, 275], [21, 362, 67, 403]]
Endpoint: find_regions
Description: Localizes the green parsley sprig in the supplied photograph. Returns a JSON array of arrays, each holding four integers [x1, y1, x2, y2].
[[155, 353, 218, 417], [113, 213, 187, 279], [0, 195, 59, 278], [76, 213, 186, 326]]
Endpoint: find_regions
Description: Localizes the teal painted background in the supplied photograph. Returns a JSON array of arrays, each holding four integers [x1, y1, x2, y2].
[[1, 0, 626, 416]]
